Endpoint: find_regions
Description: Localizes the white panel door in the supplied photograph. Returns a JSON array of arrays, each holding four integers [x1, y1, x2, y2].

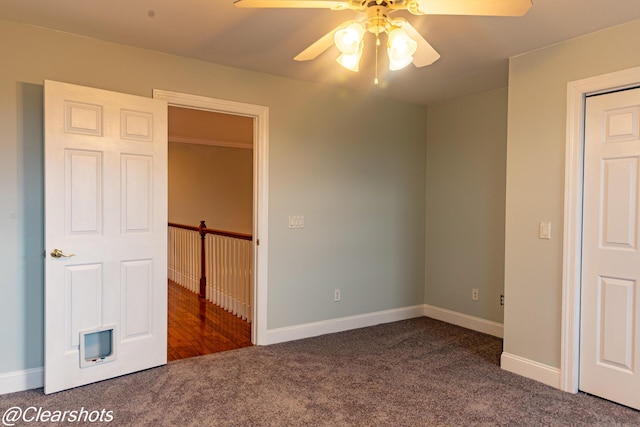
[[580, 87, 640, 409], [44, 80, 167, 394]]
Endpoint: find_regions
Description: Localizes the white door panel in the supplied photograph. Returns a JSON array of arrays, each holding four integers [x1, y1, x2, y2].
[[580, 87, 640, 409], [44, 81, 167, 394]]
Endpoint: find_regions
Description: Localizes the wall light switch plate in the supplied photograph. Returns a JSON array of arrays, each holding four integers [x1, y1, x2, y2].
[[539, 222, 551, 239], [288, 215, 304, 229]]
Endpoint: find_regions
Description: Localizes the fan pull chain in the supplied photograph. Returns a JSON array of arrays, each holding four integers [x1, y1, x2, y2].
[[375, 35, 380, 85], [374, 9, 380, 85]]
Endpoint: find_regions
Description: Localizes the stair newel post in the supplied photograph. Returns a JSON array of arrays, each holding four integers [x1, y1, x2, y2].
[[198, 220, 207, 300]]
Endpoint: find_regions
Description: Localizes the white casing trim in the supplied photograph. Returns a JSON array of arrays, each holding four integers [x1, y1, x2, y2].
[[562, 66, 640, 393], [153, 89, 269, 346]]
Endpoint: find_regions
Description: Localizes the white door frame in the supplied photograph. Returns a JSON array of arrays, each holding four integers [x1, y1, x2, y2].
[[153, 90, 269, 346], [562, 65, 640, 393]]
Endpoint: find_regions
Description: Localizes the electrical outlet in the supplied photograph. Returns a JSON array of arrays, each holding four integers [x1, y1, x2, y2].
[[288, 215, 305, 229], [334, 288, 341, 302], [472, 288, 479, 301]]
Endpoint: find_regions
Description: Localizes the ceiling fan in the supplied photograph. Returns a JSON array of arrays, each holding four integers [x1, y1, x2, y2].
[[234, 0, 532, 83]]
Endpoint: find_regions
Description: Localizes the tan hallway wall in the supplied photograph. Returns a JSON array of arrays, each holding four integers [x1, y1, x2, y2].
[[169, 142, 253, 235]]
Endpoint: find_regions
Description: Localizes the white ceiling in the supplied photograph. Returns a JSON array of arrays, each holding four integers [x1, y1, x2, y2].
[[2, 0, 640, 106]]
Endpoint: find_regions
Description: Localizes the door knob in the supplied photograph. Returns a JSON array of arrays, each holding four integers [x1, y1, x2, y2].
[[50, 248, 76, 258]]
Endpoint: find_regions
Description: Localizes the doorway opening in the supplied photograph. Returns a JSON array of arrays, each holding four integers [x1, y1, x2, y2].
[[154, 89, 269, 350], [166, 106, 254, 361]]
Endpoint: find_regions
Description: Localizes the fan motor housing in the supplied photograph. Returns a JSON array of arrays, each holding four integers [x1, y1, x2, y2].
[[365, 5, 392, 34]]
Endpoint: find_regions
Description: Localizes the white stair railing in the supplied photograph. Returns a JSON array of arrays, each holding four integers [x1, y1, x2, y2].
[[206, 234, 252, 322], [167, 226, 199, 293], [167, 222, 252, 322]]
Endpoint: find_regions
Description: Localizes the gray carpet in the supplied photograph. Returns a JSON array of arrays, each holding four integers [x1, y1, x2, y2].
[[2, 317, 640, 426]]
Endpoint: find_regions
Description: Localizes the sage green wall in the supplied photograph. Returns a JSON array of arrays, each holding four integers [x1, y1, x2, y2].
[[168, 143, 253, 235], [426, 88, 508, 323], [504, 19, 640, 368], [267, 84, 426, 328], [0, 19, 426, 376]]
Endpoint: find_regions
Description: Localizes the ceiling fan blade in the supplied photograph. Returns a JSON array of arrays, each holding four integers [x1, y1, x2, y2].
[[399, 21, 440, 67], [294, 25, 342, 61], [234, 0, 351, 9], [413, 0, 532, 16]]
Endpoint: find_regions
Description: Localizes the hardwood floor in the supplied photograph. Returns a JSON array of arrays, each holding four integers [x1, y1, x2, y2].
[[167, 280, 252, 362]]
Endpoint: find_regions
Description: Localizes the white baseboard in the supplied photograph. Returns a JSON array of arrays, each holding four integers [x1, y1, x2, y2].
[[265, 305, 426, 345], [501, 352, 561, 389], [423, 304, 504, 338], [0, 306, 505, 394], [0, 367, 43, 395]]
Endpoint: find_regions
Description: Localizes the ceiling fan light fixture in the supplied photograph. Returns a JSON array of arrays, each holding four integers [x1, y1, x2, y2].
[[336, 49, 363, 72], [236, 0, 532, 82], [387, 27, 417, 70], [334, 22, 365, 54], [388, 54, 413, 71]]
